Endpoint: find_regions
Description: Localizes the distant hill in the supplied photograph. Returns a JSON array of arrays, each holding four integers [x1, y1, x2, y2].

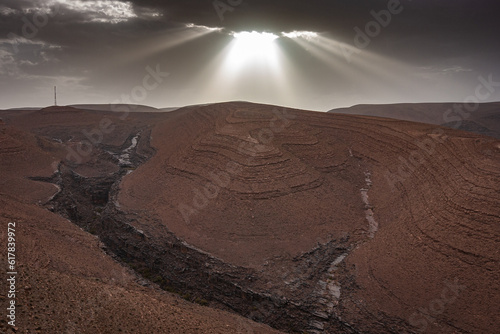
[[5, 107, 41, 111], [160, 107, 180, 112], [40, 106, 82, 113], [329, 102, 500, 138], [70, 104, 162, 113]]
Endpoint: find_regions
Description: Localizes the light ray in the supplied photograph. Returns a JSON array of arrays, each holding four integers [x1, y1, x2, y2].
[[100, 23, 222, 70], [283, 32, 423, 100]]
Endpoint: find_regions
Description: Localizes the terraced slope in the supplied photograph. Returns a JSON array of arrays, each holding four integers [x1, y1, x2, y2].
[[0, 109, 282, 334], [1, 102, 499, 333], [118, 102, 500, 333], [118, 104, 368, 268], [0, 124, 62, 203]]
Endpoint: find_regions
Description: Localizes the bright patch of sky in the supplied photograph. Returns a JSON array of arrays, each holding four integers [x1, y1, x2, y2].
[[52, 0, 137, 23]]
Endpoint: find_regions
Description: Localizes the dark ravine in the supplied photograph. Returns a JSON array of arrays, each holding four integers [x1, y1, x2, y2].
[[37, 129, 415, 334]]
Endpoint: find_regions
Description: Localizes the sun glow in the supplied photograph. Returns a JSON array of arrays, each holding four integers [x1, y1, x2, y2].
[[233, 31, 279, 46], [226, 31, 279, 66], [194, 30, 298, 107], [219, 31, 281, 83]]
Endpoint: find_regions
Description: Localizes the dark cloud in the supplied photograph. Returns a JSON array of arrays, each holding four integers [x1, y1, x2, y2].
[[0, 0, 499, 109], [130, 0, 500, 33]]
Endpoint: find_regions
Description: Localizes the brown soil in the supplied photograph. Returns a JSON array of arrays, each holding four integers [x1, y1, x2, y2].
[[0, 107, 282, 334], [1, 102, 499, 333]]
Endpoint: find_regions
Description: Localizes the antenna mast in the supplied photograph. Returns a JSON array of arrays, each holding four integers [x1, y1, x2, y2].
[[54, 86, 57, 106]]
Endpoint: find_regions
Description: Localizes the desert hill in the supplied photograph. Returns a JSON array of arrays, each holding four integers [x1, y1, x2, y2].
[[0, 110, 282, 334], [1, 102, 499, 333], [70, 104, 163, 113], [329, 102, 500, 138]]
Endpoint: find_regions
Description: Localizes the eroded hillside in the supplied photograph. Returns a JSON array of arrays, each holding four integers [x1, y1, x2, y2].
[[1, 102, 499, 333]]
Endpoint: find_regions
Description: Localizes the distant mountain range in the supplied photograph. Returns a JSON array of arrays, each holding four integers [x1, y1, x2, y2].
[[4, 102, 499, 139], [329, 102, 500, 138]]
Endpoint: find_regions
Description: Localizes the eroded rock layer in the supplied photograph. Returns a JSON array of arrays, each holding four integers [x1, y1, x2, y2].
[[118, 102, 500, 333], [1, 102, 499, 334]]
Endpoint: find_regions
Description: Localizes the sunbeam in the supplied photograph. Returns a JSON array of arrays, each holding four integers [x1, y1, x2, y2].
[[112, 24, 222, 67], [282, 31, 429, 103]]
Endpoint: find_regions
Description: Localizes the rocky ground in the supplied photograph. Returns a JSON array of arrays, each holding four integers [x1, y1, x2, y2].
[[1, 102, 499, 333]]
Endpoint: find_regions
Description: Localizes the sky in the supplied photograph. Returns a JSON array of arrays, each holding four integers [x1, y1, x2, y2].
[[0, 0, 499, 111]]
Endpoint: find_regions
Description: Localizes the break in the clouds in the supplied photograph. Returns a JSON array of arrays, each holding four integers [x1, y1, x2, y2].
[[2, 0, 161, 23], [0, 0, 499, 110], [52, 0, 138, 23]]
